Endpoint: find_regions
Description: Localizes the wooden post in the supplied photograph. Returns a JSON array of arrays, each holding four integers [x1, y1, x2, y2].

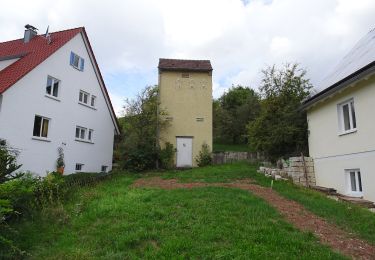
[[301, 152, 309, 187]]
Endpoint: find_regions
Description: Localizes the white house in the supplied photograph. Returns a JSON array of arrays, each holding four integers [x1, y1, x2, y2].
[[302, 28, 375, 202], [0, 25, 120, 175]]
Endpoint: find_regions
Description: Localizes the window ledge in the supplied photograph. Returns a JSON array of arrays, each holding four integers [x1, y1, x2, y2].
[[71, 65, 83, 72], [338, 129, 357, 136], [75, 138, 94, 144], [346, 192, 363, 198], [32, 137, 51, 142], [45, 94, 60, 102], [78, 102, 97, 110]]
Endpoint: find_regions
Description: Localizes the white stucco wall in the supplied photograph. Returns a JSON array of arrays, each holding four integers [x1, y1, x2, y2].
[[307, 74, 375, 202], [0, 33, 116, 175]]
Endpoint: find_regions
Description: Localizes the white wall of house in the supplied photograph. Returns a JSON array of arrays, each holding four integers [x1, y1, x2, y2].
[[0, 33, 116, 175], [307, 74, 375, 202]]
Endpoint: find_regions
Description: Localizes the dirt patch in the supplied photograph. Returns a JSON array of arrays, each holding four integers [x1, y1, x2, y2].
[[132, 177, 375, 259]]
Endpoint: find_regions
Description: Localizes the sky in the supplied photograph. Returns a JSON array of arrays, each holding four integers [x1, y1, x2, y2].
[[1, 0, 375, 115]]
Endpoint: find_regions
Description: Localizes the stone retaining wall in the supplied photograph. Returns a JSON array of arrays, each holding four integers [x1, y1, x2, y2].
[[212, 151, 264, 164], [258, 156, 316, 186]]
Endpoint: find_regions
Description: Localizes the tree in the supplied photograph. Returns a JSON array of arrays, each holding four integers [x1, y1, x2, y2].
[[247, 63, 312, 161], [115, 86, 170, 172], [214, 86, 260, 144], [0, 139, 23, 184]]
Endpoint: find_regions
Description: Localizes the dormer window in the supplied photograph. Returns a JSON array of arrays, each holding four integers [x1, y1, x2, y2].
[[46, 76, 60, 98], [70, 51, 84, 71]]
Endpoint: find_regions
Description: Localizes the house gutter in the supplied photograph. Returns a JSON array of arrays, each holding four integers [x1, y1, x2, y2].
[[301, 61, 375, 110]]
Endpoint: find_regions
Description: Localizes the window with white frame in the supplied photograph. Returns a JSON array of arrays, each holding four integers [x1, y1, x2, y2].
[[75, 126, 94, 143], [33, 115, 49, 138], [70, 52, 85, 71], [338, 99, 357, 134], [88, 129, 94, 141], [75, 163, 84, 171], [346, 169, 363, 196], [46, 76, 60, 98], [91, 95, 96, 107], [79, 90, 89, 104], [75, 126, 86, 140], [79, 90, 96, 108]]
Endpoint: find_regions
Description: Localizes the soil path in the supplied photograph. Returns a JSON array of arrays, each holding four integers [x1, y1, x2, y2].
[[132, 177, 375, 260]]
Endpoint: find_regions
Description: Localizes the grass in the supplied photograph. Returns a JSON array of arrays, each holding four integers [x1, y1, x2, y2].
[[6, 167, 347, 259], [163, 162, 375, 245], [213, 143, 253, 152]]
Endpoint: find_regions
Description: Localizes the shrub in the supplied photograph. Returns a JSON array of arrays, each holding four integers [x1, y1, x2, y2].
[[195, 143, 212, 167], [0, 173, 36, 219], [122, 148, 158, 172], [159, 142, 175, 170]]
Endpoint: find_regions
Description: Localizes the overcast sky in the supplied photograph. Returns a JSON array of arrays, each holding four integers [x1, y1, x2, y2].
[[1, 0, 375, 115]]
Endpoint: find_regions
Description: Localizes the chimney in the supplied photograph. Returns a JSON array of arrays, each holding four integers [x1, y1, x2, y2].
[[24, 24, 38, 43]]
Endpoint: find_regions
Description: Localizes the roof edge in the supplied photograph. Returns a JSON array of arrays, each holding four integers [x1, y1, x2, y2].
[[301, 60, 375, 110], [80, 28, 121, 135]]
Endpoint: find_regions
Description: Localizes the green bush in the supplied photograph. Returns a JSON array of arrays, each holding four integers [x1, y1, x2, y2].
[[195, 143, 212, 167], [122, 148, 158, 172], [159, 142, 176, 169], [0, 174, 36, 218]]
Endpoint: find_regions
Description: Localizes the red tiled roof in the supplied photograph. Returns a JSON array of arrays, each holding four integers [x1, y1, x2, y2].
[[0, 27, 82, 93], [0, 27, 120, 134], [158, 58, 212, 72]]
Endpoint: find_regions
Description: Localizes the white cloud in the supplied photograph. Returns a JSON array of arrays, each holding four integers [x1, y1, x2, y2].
[[1, 0, 375, 103]]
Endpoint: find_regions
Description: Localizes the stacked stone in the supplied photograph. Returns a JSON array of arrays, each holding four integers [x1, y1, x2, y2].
[[287, 157, 316, 186]]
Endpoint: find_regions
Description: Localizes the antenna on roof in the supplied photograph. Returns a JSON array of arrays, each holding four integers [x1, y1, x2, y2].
[[44, 25, 52, 44]]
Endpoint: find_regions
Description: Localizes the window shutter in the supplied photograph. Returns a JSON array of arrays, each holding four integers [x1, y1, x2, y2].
[[80, 58, 85, 71], [70, 52, 75, 65]]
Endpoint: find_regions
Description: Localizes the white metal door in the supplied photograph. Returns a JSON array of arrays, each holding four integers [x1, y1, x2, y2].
[[176, 137, 193, 167]]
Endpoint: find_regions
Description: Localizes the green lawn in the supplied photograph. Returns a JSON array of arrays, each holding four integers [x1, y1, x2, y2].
[[5, 162, 375, 258], [162, 162, 375, 245]]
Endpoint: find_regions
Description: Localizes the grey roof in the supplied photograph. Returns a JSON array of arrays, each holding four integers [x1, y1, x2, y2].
[[302, 28, 375, 109], [318, 28, 375, 91]]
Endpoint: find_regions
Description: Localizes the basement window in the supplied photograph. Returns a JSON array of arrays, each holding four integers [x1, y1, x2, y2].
[[338, 99, 357, 135], [345, 169, 363, 197], [75, 163, 84, 171], [45, 76, 60, 98], [101, 165, 108, 172]]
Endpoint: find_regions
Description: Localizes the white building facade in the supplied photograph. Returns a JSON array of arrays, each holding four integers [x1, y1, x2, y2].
[[303, 29, 375, 202], [0, 26, 120, 175]]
